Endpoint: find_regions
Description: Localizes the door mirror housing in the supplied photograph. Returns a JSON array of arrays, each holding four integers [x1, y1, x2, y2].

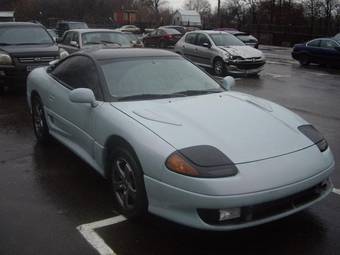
[[70, 41, 79, 48], [69, 88, 98, 107], [202, 42, 211, 48], [56, 38, 62, 43], [222, 76, 235, 90]]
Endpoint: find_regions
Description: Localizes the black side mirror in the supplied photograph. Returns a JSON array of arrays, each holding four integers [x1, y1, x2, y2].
[[202, 42, 211, 48], [56, 38, 62, 43], [335, 46, 340, 52]]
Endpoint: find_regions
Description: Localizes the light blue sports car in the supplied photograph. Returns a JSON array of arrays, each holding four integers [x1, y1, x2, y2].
[[27, 48, 335, 230]]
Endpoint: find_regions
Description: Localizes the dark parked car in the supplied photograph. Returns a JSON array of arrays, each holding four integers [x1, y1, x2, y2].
[[159, 25, 186, 35], [292, 38, 340, 67], [143, 28, 182, 48], [56, 21, 88, 38], [214, 28, 259, 48], [0, 22, 66, 92], [58, 29, 133, 54]]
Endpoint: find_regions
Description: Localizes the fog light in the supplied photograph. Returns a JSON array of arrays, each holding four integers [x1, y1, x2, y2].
[[219, 208, 241, 221]]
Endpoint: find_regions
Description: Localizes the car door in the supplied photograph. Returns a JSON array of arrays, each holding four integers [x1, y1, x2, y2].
[[319, 39, 340, 65], [306, 39, 321, 63], [47, 55, 104, 158], [193, 33, 213, 67], [59, 31, 79, 54], [182, 33, 198, 63]]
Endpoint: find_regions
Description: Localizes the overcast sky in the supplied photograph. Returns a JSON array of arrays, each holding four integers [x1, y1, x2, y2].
[[166, 0, 217, 11]]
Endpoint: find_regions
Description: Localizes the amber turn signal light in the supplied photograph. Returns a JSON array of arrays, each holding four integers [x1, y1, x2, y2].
[[165, 153, 199, 177]]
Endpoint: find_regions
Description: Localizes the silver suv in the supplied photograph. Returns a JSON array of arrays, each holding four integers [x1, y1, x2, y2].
[[175, 31, 265, 76]]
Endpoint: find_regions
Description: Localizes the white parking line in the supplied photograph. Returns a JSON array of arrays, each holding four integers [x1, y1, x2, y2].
[[333, 188, 340, 196], [77, 215, 127, 255]]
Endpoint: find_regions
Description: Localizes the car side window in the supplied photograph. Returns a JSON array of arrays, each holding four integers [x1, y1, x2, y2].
[[307, 40, 320, 47], [197, 34, 210, 46], [320, 40, 337, 49], [73, 32, 79, 45], [185, 33, 197, 44], [62, 32, 73, 45], [51, 56, 103, 100]]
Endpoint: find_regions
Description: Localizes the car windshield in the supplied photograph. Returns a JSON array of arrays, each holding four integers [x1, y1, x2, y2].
[[82, 32, 132, 46], [0, 26, 54, 45], [236, 34, 257, 42], [209, 33, 245, 46], [100, 57, 224, 100]]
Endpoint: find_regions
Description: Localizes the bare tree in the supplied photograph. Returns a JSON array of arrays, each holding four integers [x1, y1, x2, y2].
[[303, 0, 322, 33], [183, 0, 211, 15]]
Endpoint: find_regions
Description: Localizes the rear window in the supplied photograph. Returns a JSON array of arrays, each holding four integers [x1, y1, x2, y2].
[[69, 23, 88, 29], [163, 28, 181, 35], [0, 26, 53, 45]]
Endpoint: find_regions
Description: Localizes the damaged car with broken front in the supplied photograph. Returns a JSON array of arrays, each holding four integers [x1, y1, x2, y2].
[[175, 30, 265, 76]]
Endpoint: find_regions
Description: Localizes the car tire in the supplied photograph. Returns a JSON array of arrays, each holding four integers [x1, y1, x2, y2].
[[299, 54, 310, 66], [109, 147, 148, 219], [213, 58, 225, 76], [31, 95, 51, 144]]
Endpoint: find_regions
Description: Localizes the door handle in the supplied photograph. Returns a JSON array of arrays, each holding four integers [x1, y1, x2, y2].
[[182, 45, 185, 48]]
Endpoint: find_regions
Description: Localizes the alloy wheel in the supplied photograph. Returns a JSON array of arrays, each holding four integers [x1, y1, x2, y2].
[[112, 158, 137, 210]]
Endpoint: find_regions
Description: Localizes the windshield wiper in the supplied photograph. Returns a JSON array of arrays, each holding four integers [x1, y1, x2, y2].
[[117, 93, 186, 101], [12, 43, 52, 45], [172, 89, 223, 96]]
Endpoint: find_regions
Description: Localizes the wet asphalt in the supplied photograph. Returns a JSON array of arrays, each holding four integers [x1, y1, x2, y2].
[[0, 46, 340, 255]]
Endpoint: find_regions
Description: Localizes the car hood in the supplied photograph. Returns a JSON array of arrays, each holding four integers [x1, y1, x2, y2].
[[0, 44, 59, 57], [219, 45, 262, 58], [113, 92, 314, 164]]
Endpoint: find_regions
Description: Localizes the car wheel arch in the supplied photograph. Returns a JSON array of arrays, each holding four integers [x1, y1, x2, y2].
[[213, 56, 224, 67], [104, 135, 143, 179]]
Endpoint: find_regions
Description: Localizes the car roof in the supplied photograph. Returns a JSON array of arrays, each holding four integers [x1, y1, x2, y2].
[[67, 29, 120, 33], [81, 48, 179, 61], [0, 22, 43, 27], [188, 30, 231, 35], [58, 21, 86, 24]]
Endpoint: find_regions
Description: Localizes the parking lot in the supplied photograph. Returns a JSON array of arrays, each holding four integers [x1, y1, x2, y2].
[[0, 46, 340, 255]]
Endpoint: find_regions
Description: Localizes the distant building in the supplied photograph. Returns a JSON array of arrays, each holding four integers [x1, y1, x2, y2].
[[172, 10, 201, 27], [113, 10, 137, 25], [0, 11, 15, 22]]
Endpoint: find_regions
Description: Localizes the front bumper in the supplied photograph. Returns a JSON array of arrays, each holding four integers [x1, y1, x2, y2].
[[0, 64, 48, 87], [225, 60, 265, 75], [145, 160, 334, 231]]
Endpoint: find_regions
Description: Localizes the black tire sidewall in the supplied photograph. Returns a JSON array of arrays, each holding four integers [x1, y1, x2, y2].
[[32, 95, 50, 143], [214, 59, 225, 76], [109, 147, 148, 219], [299, 54, 309, 66]]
